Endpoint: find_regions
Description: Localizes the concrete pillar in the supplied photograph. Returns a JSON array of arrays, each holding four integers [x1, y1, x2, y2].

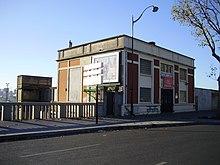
[[60, 105, 66, 118], [79, 105, 83, 118], [11, 105, 16, 120], [34, 105, 41, 119], [3, 105, 12, 121]]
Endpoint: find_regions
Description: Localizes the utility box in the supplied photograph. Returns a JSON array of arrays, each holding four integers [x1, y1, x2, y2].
[[17, 75, 52, 102]]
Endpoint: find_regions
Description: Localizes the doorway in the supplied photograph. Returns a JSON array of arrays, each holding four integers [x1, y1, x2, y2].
[[161, 89, 173, 113], [106, 91, 115, 116]]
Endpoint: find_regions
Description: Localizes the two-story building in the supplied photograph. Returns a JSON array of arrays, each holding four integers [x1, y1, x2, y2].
[[57, 35, 195, 116]]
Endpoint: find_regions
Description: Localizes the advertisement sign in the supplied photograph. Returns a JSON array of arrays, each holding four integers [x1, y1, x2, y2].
[[163, 76, 173, 88]]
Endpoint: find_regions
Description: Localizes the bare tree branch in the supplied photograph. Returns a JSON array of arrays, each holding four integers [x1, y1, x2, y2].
[[210, 0, 220, 14], [171, 0, 220, 63], [198, 0, 220, 34]]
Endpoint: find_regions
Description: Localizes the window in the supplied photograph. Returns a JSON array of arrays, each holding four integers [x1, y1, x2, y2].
[[180, 68, 187, 80], [58, 51, 64, 59], [140, 87, 151, 102], [180, 90, 186, 102], [140, 59, 151, 75], [161, 63, 172, 74]]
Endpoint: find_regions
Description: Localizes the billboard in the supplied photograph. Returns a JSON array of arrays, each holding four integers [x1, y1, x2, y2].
[[93, 52, 119, 83]]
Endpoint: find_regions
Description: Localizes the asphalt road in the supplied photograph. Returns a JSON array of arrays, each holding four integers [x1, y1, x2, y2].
[[0, 125, 220, 165]]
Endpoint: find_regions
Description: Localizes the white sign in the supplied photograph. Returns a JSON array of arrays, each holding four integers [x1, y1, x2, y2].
[[83, 62, 103, 86], [83, 68, 103, 77], [83, 75, 103, 86], [83, 62, 103, 71]]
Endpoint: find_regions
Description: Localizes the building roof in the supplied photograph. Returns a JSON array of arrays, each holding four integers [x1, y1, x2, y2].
[[57, 34, 194, 67]]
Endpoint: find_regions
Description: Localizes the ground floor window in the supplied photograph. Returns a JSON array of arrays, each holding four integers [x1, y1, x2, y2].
[[140, 87, 151, 102], [180, 90, 187, 103]]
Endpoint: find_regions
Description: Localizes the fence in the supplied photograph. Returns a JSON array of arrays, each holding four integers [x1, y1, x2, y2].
[[0, 102, 96, 121]]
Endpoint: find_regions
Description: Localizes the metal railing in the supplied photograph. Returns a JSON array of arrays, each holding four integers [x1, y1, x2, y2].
[[0, 102, 96, 121]]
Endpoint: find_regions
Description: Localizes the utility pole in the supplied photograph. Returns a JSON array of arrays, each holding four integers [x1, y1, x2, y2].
[[6, 83, 9, 102]]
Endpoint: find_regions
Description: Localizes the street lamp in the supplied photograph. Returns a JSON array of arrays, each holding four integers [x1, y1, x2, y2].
[[130, 5, 159, 115]]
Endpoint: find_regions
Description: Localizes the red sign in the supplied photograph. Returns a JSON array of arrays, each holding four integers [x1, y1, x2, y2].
[[163, 77, 173, 88]]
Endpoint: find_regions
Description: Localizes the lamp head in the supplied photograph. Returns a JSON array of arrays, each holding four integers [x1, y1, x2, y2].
[[152, 6, 159, 12]]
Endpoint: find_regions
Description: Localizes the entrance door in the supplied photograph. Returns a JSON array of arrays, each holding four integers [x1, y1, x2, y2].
[[161, 89, 173, 113], [106, 92, 114, 116]]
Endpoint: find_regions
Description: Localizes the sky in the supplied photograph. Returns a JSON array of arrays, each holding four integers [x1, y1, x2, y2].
[[0, 0, 219, 90]]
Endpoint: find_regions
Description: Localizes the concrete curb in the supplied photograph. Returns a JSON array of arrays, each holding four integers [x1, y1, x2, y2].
[[0, 121, 198, 142]]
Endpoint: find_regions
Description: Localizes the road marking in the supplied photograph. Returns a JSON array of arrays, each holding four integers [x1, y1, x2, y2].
[[155, 162, 167, 165], [20, 143, 101, 158]]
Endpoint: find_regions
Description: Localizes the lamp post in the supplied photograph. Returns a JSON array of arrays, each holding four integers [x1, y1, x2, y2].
[[130, 5, 159, 115]]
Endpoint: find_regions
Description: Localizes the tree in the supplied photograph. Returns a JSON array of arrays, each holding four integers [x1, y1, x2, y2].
[[172, 0, 219, 61], [172, 0, 220, 116]]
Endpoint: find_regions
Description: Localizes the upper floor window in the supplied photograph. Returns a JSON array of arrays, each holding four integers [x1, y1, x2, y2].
[[180, 68, 187, 80], [140, 59, 151, 75], [161, 63, 173, 74], [58, 51, 64, 59]]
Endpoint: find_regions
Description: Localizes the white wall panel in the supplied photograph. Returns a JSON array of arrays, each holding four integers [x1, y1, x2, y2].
[[140, 76, 152, 88], [69, 67, 82, 102]]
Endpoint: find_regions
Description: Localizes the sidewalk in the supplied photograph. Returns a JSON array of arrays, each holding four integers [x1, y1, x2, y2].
[[0, 110, 219, 142]]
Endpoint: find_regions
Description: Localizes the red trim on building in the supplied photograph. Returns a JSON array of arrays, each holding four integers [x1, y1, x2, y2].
[[154, 68, 159, 104], [174, 72, 179, 103], [188, 75, 194, 103], [174, 65, 179, 71], [127, 52, 139, 62], [188, 68, 194, 74], [154, 59, 159, 66], [127, 63, 138, 104]]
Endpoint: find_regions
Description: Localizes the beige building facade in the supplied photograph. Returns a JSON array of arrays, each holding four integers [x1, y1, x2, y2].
[[57, 35, 195, 116], [17, 75, 52, 102]]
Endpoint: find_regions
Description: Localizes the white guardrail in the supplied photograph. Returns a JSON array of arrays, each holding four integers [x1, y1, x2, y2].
[[0, 102, 96, 121]]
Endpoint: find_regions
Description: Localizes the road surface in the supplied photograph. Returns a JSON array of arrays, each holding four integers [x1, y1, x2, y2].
[[0, 125, 220, 165]]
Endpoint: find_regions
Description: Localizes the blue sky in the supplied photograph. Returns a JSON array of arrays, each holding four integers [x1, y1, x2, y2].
[[0, 0, 219, 90]]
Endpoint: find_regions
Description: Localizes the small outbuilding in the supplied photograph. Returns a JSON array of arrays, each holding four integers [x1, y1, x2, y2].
[[17, 75, 52, 102], [195, 87, 219, 111]]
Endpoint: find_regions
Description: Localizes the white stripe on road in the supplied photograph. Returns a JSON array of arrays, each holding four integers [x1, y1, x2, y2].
[[155, 162, 167, 165], [20, 143, 101, 158]]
